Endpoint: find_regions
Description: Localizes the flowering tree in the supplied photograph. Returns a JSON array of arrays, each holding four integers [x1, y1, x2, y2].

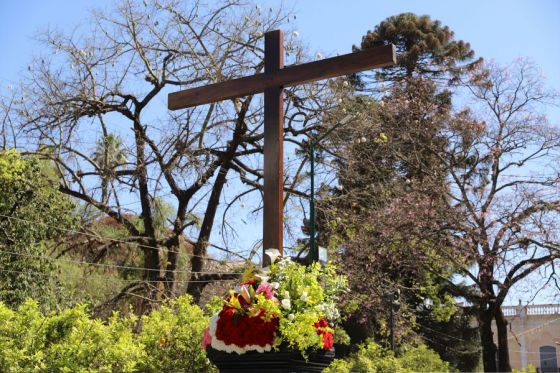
[[316, 78, 459, 345]]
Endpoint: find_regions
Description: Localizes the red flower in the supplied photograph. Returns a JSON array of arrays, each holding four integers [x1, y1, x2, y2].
[[313, 319, 328, 329], [313, 318, 333, 350], [322, 331, 334, 350], [240, 278, 257, 286], [215, 307, 279, 347]]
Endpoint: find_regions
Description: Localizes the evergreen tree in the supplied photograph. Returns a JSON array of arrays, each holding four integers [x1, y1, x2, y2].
[[356, 12, 481, 83], [0, 149, 77, 309]]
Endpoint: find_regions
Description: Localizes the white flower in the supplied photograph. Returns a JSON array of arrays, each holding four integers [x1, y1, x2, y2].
[[360, 137, 367, 143], [264, 248, 281, 265], [288, 313, 295, 321], [342, 81, 349, 87], [255, 274, 270, 283], [281, 298, 291, 310], [270, 282, 280, 289], [292, 31, 299, 38], [240, 285, 251, 303], [300, 291, 308, 301]]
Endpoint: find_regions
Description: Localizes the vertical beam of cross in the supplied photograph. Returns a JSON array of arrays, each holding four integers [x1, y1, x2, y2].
[[263, 30, 284, 266], [168, 30, 395, 268]]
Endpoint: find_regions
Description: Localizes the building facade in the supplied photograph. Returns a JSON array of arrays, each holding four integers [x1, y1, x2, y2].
[[497, 303, 560, 372]]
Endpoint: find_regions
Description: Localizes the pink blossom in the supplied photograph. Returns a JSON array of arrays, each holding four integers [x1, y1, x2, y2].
[[256, 283, 275, 299], [202, 327, 212, 349]]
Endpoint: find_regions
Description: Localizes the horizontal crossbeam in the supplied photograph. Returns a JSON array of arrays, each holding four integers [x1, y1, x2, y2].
[[168, 44, 396, 110]]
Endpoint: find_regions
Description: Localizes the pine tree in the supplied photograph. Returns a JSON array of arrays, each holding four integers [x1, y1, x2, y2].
[[356, 12, 481, 83]]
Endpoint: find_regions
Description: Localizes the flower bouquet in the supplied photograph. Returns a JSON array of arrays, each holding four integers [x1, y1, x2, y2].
[[203, 253, 347, 372]]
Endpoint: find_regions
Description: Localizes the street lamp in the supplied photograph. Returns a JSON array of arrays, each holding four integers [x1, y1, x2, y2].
[[288, 112, 354, 264], [307, 114, 354, 263], [290, 111, 354, 262], [388, 289, 401, 353]]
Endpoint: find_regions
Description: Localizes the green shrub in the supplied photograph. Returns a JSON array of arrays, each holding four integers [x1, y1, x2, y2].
[[399, 344, 454, 372], [0, 296, 216, 372], [138, 295, 216, 372], [324, 340, 452, 373], [513, 364, 537, 373]]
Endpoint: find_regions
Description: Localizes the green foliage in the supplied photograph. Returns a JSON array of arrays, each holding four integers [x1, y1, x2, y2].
[[0, 149, 26, 181], [417, 305, 481, 372], [138, 295, 215, 372], [398, 344, 454, 372], [324, 340, 453, 373], [56, 262, 129, 308], [513, 364, 537, 373], [0, 295, 216, 372], [266, 260, 348, 353], [0, 300, 143, 372], [358, 12, 479, 82], [0, 149, 77, 309]]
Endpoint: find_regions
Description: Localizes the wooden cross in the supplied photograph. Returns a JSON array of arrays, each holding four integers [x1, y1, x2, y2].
[[168, 30, 395, 266]]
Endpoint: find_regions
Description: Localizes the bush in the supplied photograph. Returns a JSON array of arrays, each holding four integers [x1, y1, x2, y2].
[[138, 295, 215, 372], [0, 295, 216, 372], [324, 340, 453, 373], [513, 365, 537, 373], [399, 344, 454, 372]]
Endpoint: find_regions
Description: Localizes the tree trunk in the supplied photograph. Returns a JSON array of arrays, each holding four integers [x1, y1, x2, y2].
[[186, 163, 229, 302], [163, 240, 179, 297], [186, 103, 249, 303], [479, 309, 498, 372], [495, 307, 512, 372], [143, 238, 161, 309]]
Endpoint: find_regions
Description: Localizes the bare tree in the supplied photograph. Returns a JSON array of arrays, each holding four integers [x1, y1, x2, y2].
[[436, 60, 560, 372], [0, 0, 334, 307]]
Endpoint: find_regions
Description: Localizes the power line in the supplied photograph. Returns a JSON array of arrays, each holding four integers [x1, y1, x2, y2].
[[418, 323, 472, 345], [0, 213, 242, 262], [507, 316, 560, 340], [0, 268, 239, 284], [0, 249, 239, 275]]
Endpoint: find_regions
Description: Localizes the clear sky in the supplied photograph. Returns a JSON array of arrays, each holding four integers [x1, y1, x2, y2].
[[2, 0, 559, 105], [1, 0, 559, 304]]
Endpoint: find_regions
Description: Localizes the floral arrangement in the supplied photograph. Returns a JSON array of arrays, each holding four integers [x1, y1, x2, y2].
[[203, 253, 348, 355]]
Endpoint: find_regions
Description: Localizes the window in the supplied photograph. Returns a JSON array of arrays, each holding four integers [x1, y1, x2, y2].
[[539, 346, 558, 373]]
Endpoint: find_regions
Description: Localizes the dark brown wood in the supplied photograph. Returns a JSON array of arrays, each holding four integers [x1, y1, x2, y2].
[[263, 30, 284, 265], [168, 44, 396, 110]]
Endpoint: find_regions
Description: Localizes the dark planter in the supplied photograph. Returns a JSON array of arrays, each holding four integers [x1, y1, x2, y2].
[[206, 346, 335, 373]]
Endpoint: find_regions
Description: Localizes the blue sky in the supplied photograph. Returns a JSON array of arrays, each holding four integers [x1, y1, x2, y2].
[[1, 0, 559, 105], [1, 0, 559, 304]]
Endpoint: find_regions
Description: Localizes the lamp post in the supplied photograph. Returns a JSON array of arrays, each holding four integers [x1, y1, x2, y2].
[[388, 289, 401, 353], [308, 114, 354, 262]]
